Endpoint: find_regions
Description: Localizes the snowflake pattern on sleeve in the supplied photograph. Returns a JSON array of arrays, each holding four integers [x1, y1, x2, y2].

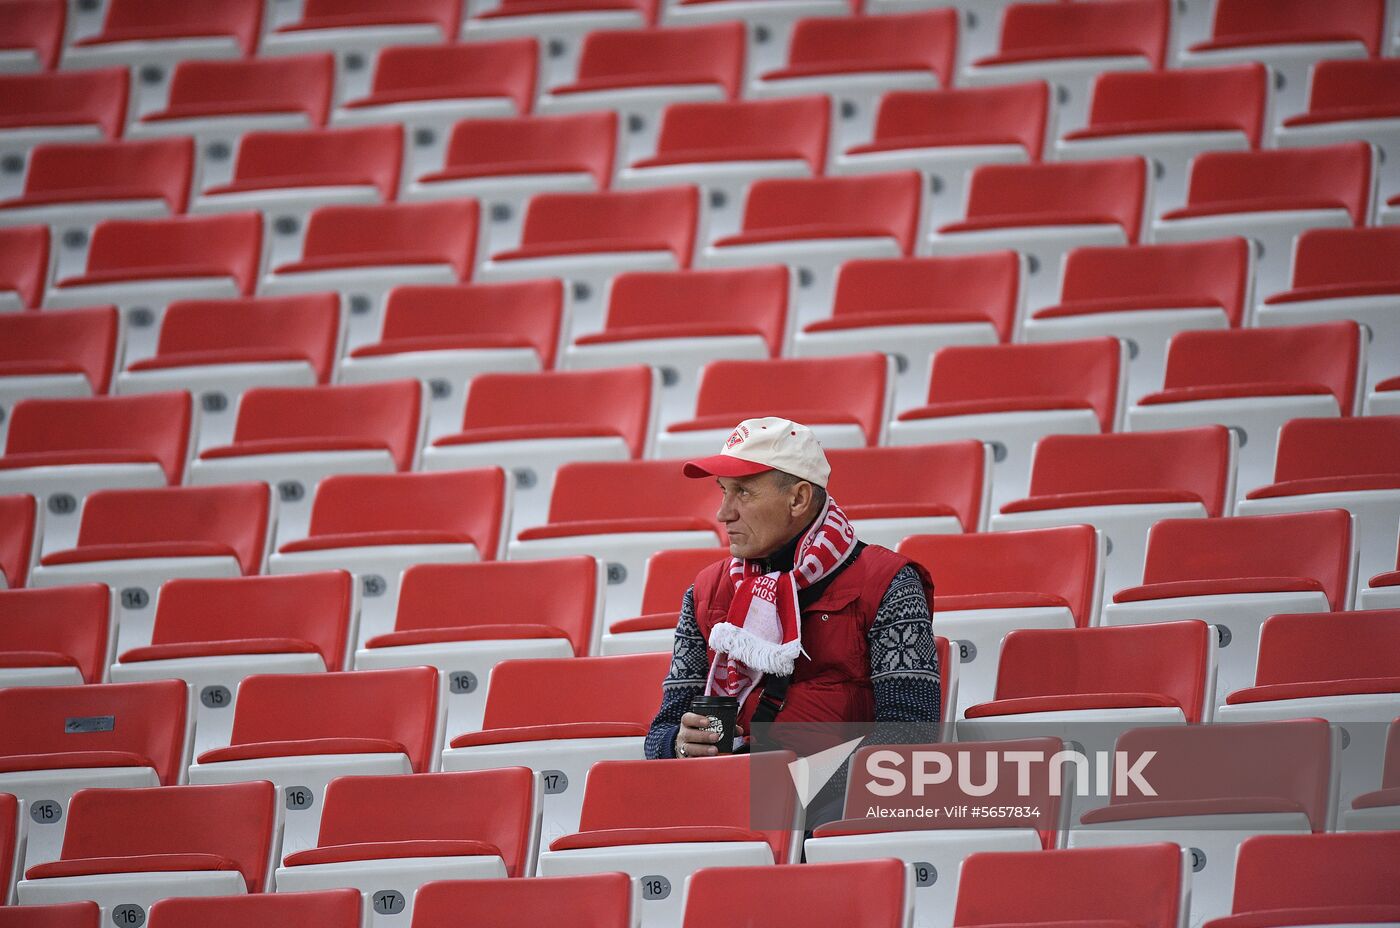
[[644, 586, 707, 759]]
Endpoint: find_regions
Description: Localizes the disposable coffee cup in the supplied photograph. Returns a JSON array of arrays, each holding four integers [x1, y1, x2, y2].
[[690, 695, 739, 754]]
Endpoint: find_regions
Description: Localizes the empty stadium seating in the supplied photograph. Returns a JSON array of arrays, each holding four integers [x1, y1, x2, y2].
[[0, 494, 38, 590], [0, 306, 118, 449], [441, 652, 669, 846], [0, 679, 191, 870], [356, 557, 605, 734], [600, 546, 728, 655], [147, 890, 362, 928], [1106, 509, 1356, 702], [899, 525, 1104, 716], [827, 441, 989, 545], [1343, 716, 1400, 831], [0, 902, 100, 928], [186, 665, 443, 858], [409, 873, 632, 928], [0, 583, 111, 687], [684, 860, 910, 927], [0, 224, 48, 310], [992, 426, 1236, 610], [273, 768, 538, 920], [109, 571, 355, 757], [29, 482, 271, 655], [0, 0, 64, 74], [0, 69, 128, 202]]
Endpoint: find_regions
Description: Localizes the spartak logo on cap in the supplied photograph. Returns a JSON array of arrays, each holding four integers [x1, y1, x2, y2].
[[725, 424, 749, 449]]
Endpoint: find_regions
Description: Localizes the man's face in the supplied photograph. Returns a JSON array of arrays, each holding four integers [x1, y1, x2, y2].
[[715, 471, 804, 560]]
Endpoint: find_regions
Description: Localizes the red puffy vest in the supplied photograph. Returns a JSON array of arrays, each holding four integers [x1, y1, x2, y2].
[[691, 544, 935, 728]]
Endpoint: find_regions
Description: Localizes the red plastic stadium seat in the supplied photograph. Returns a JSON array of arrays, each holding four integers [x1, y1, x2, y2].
[[443, 652, 669, 840], [763, 11, 957, 87], [1226, 610, 1400, 707], [275, 768, 537, 913], [274, 0, 460, 41], [663, 354, 890, 456], [827, 441, 988, 540], [0, 495, 37, 589], [18, 781, 278, 913], [188, 666, 441, 858], [344, 40, 536, 118], [684, 860, 907, 927], [892, 338, 1124, 514], [491, 186, 697, 268], [0, 679, 189, 871], [0, 902, 99, 928], [199, 125, 404, 203], [0, 0, 64, 71], [635, 96, 827, 177], [1285, 58, 1400, 131], [0, 307, 117, 396], [420, 111, 616, 190], [1203, 832, 1400, 928], [409, 873, 632, 928], [147, 890, 361, 928], [0, 585, 111, 686], [0, 137, 192, 215], [797, 252, 1021, 412], [0, 225, 48, 310], [602, 546, 728, 650], [1026, 238, 1251, 403], [0, 68, 128, 144], [70, 0, 261, 57], [953, 843, 1185, 928], [139, 54, 333, 129], [1345, 718, 1400, 828]]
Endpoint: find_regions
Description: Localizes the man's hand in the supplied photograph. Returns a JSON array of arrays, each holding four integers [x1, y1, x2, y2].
[[675, 712, 743, 758]]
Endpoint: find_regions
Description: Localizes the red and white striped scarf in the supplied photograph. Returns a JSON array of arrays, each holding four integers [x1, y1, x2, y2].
[[705, 496, 858, 704]]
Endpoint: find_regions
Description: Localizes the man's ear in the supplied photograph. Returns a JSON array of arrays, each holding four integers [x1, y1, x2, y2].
[[789, 480, 814, 517]]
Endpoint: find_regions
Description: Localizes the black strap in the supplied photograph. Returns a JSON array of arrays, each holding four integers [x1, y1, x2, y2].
[[750, 673, 790, 726]]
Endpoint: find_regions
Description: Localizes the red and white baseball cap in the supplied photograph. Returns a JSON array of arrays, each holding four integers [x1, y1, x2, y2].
[[682, 417, 831, 488]]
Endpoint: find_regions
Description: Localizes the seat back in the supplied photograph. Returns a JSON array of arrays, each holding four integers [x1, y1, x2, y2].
[[604, 267, 789, 356], [1023, 426, 1234, 518], [1084, 65, 1267, 147], [899, 525, 1099, 628], [995, 621, 1213, 723], [1289, 226, 1400, 292], [147, 890, 361, 928], [228, 126, 403, 200], [293, 0, 460, 39], [0, 495, 36, 588], [93, 0, 262, 54], [1207, 0, 1385, 56], [160, 55, 333, 126], [442, 112, 616, 189], [226, 666, 439, 772], [5, 391, 192, 485], [693, 354, 889, 446], [377, 281, 563, 368], [652, 97, 827, 174], [1103, 718, 1334, 831], [1252, 609, 1400, 688], [153, 294, 340, 384], [578, 752, 797, 864], [0, 69, 127, 141], [953, 843, 1183, 928], [304, 468, 507, 560], [1055, 238, 1251, 327], [1269, 415, 1400, 484], [57, 782, 276, 892], [366, 40, 536, 116], [22, 138, 191, 213], [1302, 57, 1400, 116], [480, 652, 670, 730], [0, 584, 111, 683], [827, 442, 985, 533], [547, 459, 722, 530], [832, 252, 1021, 342], [228, 380, 422, 471], [870, 83, 1048, 160], [1229, 831, 1400, 912], [0, 225, 48, 309], [0, 0, 63, 69], [927, 338, 1123, 433], [786, 10, 957, 86], [80, 212, 262, 296], [143, 572, 353, 671], [0, 307, 119, 393], [72, 482, 270, 575], [395, 558, 600, 657], [1183, 142, 1373, 226], [410, 874, 631, 928], [0, 901, 99, 928], [296, 200, 478, 280], [963, 157, 1147, 243], [574, 23, 745, 99], [739, 172, 922, 256], [995, 0, 1169, 67], [316, 768, 535, 876], [0, 679, 189, 785], [518, 186, 698, 268], [640, 548, 729, 615], [459, 366, 653, 459], [683, 860, 906, 927]]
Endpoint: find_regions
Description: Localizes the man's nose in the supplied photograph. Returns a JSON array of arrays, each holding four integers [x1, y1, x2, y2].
[[716, 495, 736, 522]]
